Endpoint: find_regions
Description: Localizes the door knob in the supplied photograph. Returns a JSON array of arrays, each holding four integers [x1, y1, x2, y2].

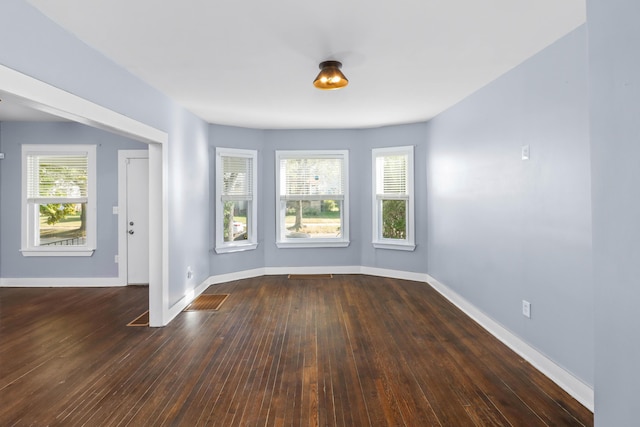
[[129, 221, 134, 226], [128, 230, 134, 235]]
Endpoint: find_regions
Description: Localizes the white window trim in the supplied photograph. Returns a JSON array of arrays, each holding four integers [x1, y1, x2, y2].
[[21, 144, 97, 257], [275, 150, 349, 248], [215, 147, 258, 254], [372, 146, 416, 251]]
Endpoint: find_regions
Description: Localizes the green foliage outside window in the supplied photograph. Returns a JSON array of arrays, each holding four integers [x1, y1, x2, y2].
[[382, 199, 406, 239], [40, 203, 77, 225], [37, 160, 87, 231], [223, 201, 235, 242]]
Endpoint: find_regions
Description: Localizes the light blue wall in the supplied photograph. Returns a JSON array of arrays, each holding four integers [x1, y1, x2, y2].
[[208, 124, 430, 273], [209, 125, 265, 275], [425, 26, 593, 385], [0, 122, 146, 277], [360, 123, 429, 273], [263, 129, 364, 268], [0, 0, 210, 306], [587, 1, 640, 425]]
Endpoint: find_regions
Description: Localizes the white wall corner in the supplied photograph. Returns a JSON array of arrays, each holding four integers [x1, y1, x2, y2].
[[424, 274, 594, 412], [164, 277, 213, 323]]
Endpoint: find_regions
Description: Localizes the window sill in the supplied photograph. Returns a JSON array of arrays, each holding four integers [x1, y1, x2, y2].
[[276, 240, 350, 249], [215, 243, 258, 254], [21, 248, 95, 257], [372, 242, 416, 251]]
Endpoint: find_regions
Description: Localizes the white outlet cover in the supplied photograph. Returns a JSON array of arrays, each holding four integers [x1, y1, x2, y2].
[[522, 300, 531, 318], [521, 145, 530, 160]]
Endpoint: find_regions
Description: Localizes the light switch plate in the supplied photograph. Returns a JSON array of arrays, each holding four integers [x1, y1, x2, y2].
[[521, 145, 530, 160], [522, 300, 531, 318]]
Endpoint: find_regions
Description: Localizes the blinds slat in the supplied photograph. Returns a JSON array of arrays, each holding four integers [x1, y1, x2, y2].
[[28, 197, 88, 204], [221, 195, 254, 202], [375, 194, 408, 201], [280, 194, 344, 201]]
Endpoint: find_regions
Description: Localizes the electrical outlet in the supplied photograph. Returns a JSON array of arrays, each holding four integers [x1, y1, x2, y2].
[[114, 255, 119, 264], [522, 300, 531, 318], [187, 266, 193, 279], [521, 145, 530, 160]]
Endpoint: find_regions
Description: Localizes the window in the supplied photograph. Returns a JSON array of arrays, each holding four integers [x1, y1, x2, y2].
[[215, 148, 258, 253], [372, 146, 415, 251], [276, 150, 349, 248], [21, 144, 97, 256]]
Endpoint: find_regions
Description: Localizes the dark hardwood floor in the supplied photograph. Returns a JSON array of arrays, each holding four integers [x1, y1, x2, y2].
[[0, 275, 593, 426]]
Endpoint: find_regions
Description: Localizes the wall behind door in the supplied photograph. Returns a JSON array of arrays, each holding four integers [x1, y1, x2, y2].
[[0, 121, 146, 280]]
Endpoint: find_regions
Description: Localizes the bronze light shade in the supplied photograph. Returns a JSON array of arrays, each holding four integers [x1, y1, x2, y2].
[[313, 60, 348, 90]]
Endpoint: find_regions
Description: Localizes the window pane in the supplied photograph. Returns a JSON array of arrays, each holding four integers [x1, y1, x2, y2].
[[222, 156, 253, 197], [283, 200, 341, 239], [381, 199, 407, 239], [376, 154, 407, 195], [38, 203, 87, 246], [280, 158, 344, 197], [28, 153, 88, 199], [223, 200, 249, 242]]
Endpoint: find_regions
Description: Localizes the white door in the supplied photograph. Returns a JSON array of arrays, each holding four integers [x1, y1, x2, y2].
[[126, 157, 149, 284]]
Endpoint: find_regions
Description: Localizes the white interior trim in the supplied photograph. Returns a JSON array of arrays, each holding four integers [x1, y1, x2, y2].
[[1, 261, 594, 410], [0, 277, 125, 287], [117, 150, 149, 287], [425, 274, 594, 412], [0, 64, 169, 327], [200, 266, 593, 411]]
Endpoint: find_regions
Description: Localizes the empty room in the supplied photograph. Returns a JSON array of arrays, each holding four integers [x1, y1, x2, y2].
[[0, 1, 638, 426]]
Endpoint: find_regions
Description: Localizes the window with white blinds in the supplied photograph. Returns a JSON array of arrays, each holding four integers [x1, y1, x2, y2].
[[215, 148, 258, 253], [279, 157, 344, 200], [222, 155, 253, 201], [21, 144, 97, 256], [372, 146, 415, 251], [276, 150, 349, 248], [375, 154, 408, 198], [26, 152, 89, 203]]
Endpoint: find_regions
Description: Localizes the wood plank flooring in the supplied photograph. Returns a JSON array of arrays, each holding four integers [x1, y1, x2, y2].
[[0, 275, 593, 426]]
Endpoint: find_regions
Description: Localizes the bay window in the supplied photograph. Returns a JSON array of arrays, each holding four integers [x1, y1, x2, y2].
[[276, 150, 349, 248], [215, 148, 258, 253], [372, 146, 415, 251]]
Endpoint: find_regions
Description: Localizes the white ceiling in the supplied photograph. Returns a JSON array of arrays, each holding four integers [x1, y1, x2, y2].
[[22, 0, 586, 129]]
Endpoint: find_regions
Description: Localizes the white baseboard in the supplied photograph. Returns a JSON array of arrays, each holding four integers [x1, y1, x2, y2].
[[425, 274, 594, 412], [264, 265, 361, 276], [203, 266, 593, 411], [360, 266, 429, 282], [205, 265, 426, 285], [165, 278, 212, 322], [0, 277, 125, 287], [207, 267, 267, 285], [1, 265, 594, 411]]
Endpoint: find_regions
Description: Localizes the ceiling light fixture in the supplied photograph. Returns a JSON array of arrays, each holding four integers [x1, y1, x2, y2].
[[313, 60, 348, 90]]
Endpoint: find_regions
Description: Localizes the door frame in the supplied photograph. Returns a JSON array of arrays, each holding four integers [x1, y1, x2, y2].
[[0, 64, 169, 326], [118, 150, 150, 286]]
